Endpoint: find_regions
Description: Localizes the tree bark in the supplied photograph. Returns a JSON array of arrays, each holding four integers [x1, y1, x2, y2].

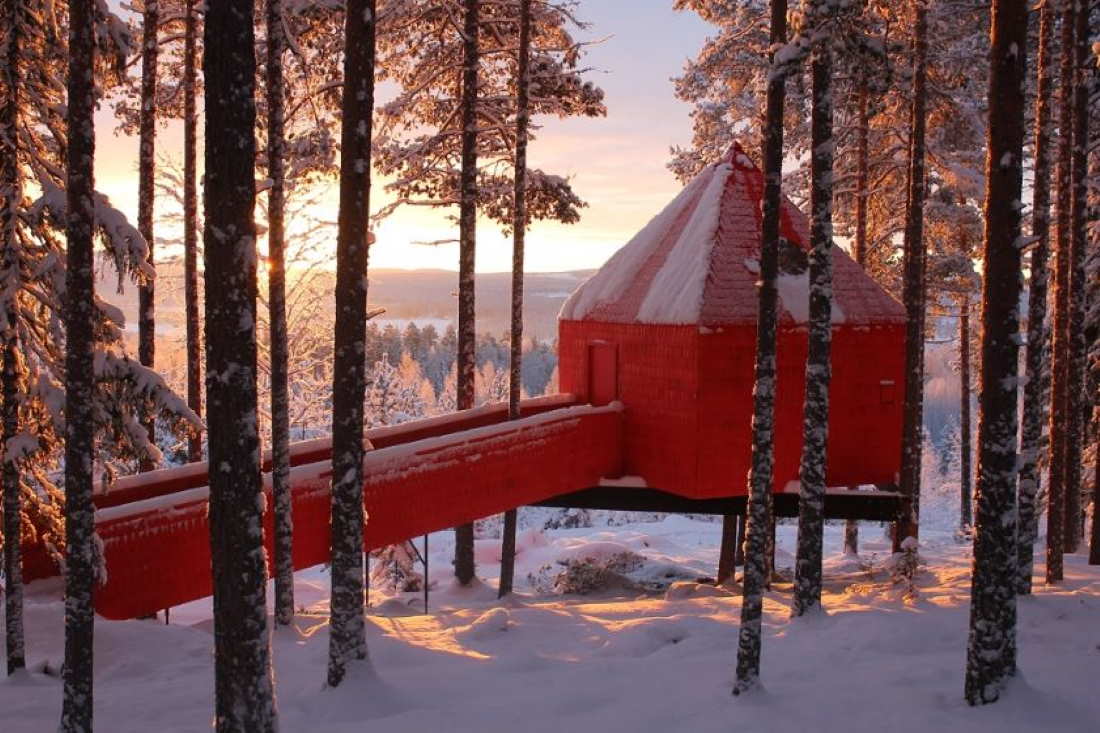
[[733, 0, 786, 695], [203, 0, 277, 727], [1063, 0, 1089, 554], [184, 0, 201, 462], [266, 0, 294, 628], [959, 296, 972, 529], [717, 514, 738, 584], [453, 0, 480, 586], [793, 21, 835, 618], [498, 0, 531, 600], [897, 0, 929, 549], [326, 0, 375, 688], [137, 0, 159, 471], [844, 76, 871, 554], [964, 0, 1026, 705], [1047, 0, 1076, 581], [1018, 0, 1054, 595], [60, 0, 97, 725], [0, 0, 23, 677]]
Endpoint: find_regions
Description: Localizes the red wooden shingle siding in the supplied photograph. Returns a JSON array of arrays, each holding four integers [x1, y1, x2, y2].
[[91, 405, 623, 619]]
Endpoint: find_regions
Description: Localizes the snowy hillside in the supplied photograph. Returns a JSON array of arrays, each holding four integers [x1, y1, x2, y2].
[[3, 516, 1097, 733]]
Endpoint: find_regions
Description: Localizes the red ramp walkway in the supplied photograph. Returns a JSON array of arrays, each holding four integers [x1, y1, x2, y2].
[[87, 398, 623, 619]]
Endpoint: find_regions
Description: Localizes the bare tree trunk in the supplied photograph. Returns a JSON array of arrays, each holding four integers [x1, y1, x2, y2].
[[1018, 0, 1054, 595], [734, 514, 746, 566], [326, 0, 376, 688], [959, 295, 973, 529], [793, 15, 835, 618], [60, 0, 97, 725], [184, 0, 202, 462], [453, 0, 480, 586], [897, 0, 929, 550], [964, 0, 1025, 705], [0, 0, 23, 676], [137, 0, 159, 470], [717, 514, 738, 584], [266, 0, 294, 628], [733, 0, 786, 695], [844, 76, 871, 554], [498, 0, 531, 600], [1047, 0, 1076, 581], [203, 0, 277, 726], [1064, 0, 1090, 554]]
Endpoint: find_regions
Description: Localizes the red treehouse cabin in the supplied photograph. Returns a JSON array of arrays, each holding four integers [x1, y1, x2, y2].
[[549, 143, 906, 518]]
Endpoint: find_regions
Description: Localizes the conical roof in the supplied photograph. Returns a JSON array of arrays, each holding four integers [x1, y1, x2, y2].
[[560, 143, 905, 328]]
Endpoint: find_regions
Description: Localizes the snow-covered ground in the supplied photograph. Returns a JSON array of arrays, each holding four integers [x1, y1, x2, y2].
[[3, 515, 1098, 732]]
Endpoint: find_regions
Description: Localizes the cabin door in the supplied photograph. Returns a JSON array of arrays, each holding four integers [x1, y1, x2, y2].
[[587, 341, 618, 406]]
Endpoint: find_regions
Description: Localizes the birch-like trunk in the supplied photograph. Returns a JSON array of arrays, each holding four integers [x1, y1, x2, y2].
[[1017, 0, 1054, 594], [203, 0, 277, 726], [792, 21, 835, 618], [733, 0, 786, 695], [60, 0, 97, 726], [498, 0, 531, 599], [453, 0, 480, 586], [965, 0, 1026, 705]]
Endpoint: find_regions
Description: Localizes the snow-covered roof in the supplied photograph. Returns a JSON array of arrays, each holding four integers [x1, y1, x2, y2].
[[559, 143, 906, 327]]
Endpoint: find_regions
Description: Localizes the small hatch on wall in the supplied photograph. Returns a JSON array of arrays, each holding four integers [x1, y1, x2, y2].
[[880, 380, 896, 406], [588, 341, 618, 406]]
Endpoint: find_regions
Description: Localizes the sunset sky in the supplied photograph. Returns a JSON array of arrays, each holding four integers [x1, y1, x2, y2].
[[93, 2, 713, 274]]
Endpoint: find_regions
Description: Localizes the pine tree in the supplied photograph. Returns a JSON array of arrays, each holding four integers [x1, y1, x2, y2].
[[897, 0, 930, 549], [957, 293, 973, 529], [183, 0, 202, 462], [60, 0, 98, 726], [1047, 0, 1076, 580], [793, 0, 839, 618], [266, 0, 294, 628], [1, 0, 24, 677], [1063, 0, 1090, 554], [137, 0, 160, 470], [327, 0, 376, 689], [499, 0, 531, 599], [203, 0, 277, 725], [964, 0, 1026, 705], [453, 0, 481, 587], [1018, 0, 1055, 594], [734, 0, 786, 696]]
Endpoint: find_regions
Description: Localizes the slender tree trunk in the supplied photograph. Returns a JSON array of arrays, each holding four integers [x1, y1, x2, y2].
[[1064, 0, 1089, 554], [203, 0, 277, 727], [498, 0, 531, 600], [266, 0, 294, 628], [1018, 0, 1054, 595], [60, 0, 97, 725], [733, 0, 786, 695], [964, 0, 1026, 705], [0, 0, 24, 676], [793, 20, 835, 618], [959, 296, 973, 529], [734, 514, 746, 566], [137, 0, 159, 471], [1047, 0, 1076, 581], [453, 0, 480, 586], [184, 0, 201, 462], [717, 514, 738, 584], [326, 0, 375, 688], [897, 0, 929, 549], [1090, 433, 1099, 564], [844, 77, 871, 554]]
